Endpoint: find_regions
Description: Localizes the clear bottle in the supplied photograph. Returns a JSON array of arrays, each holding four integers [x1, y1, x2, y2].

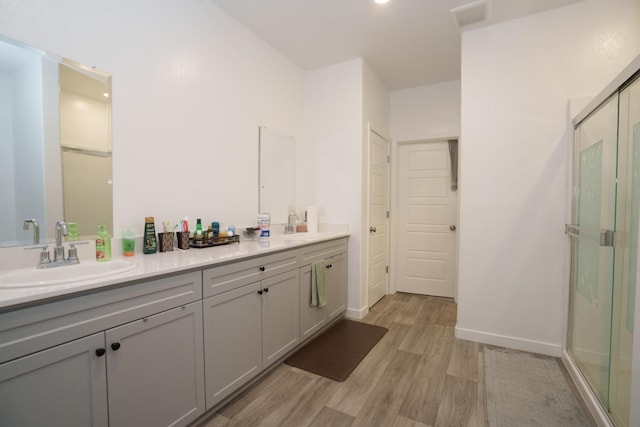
[[96, 225, 111, 262], [143, 217, 157, 254]]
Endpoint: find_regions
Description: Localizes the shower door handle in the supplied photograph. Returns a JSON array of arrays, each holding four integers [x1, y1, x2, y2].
[[565, 224, 615, 247]]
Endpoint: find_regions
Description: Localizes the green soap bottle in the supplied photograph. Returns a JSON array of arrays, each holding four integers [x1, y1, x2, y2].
[[143, 216, 158, 254], [96, 225, 111, 262]]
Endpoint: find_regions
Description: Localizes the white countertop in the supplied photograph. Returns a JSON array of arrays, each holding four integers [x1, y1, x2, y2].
[[0, 232, 349, 312]]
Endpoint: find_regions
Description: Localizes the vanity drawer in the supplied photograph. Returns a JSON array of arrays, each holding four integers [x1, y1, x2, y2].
[[0, 271, 202, 365], [299, 238, 348, 266], [203, 250, 298, 297]]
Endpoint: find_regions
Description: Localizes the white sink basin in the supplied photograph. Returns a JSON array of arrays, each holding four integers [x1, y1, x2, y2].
[[0, 260, 138, 288]]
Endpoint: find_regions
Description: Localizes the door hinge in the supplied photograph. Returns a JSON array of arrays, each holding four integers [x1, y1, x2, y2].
[[386, 266, 389, 274], [387, 154, 390, 163], [386, 211, 389, 219]]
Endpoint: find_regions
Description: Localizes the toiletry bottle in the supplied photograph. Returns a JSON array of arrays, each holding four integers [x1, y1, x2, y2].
[[258, 213, 271, 239], [67, 222, 79, 241], [194, 218, 204, 240], [96, 225, 111, 261], [143, 217, 158, 254]]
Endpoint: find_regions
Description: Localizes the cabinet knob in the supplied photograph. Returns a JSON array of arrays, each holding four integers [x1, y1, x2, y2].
[[264, 287, 269, 293], [258, 290, 263, 295], [95, 348, 106, 357], [111, 342, 121, 351], [259, 266, 266, 272]]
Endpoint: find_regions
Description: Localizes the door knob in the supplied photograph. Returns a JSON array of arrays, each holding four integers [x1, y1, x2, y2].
[[450, 225, 456, 231], [369, 226, 377, 233]]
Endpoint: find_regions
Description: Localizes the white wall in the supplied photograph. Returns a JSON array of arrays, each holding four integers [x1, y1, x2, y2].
[[390, 80, 461, 142], [301, 58, 365, 316], [0, 0, 305, 236], [457, 0, 640, 356]]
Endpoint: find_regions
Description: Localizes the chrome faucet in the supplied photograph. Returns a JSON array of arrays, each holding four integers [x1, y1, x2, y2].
[[25, 220, 86, 268], [23, 219, 40, 244], [53, 221, 68, 263]]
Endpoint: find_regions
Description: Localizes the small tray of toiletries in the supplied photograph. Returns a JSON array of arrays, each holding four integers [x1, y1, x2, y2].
[[189, 234, 240, 249]]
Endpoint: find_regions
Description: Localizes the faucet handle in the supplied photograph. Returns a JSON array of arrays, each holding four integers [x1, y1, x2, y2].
[[67, 241, 88, 262], [25, 244, 51, 266]]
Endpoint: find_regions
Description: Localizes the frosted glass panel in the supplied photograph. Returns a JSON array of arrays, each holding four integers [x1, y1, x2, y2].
[[569, 94, 619, 409], [576, 141, 602, 303]]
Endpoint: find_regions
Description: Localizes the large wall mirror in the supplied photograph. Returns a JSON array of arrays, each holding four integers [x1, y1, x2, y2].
[[259, 126, 295, 224], [0, 35, 112, 247]]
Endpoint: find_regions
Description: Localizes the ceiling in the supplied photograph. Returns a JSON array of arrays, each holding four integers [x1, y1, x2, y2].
[[208, 0, 584, 91]]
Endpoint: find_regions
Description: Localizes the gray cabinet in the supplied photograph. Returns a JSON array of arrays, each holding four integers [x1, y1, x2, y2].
[[325, 252, 348, 320], [203, 256, 299, 409], [106, 302, 205, 427], [203, 282, 262, 409], [261, 269, 300, 368], [0, 237, 349, 423], [0, 333, 108, 427], [299, 239, 348, 342], [0, 272, 204, 427]]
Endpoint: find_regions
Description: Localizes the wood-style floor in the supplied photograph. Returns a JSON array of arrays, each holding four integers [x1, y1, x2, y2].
[[200, 293, 486, 427]]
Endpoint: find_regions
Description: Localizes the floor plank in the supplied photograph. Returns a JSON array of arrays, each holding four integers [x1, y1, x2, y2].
[[199, 293, 587, 427]]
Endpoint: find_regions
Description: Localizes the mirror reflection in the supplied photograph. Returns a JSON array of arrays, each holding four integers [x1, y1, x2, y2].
[[259, 127, 295, 225], [0, 36, 112, 247]]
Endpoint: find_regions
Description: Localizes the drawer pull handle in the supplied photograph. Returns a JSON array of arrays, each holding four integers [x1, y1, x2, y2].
[[325, 264, 333, 269], [95, 348, 106, 357], [259, 266, 266, 272], [111, 342, 121, 351], [264, 287, 269, 293], [258, 290, 263, 295]]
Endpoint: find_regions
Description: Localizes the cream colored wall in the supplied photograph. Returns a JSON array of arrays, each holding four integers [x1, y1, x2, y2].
[[457, 0, 640, 356]]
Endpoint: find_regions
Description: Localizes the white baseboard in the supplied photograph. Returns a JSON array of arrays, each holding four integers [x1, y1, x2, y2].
[[454, 326, 562, 357], [345, 305, 369, 320], [561, 350, 613, 427]]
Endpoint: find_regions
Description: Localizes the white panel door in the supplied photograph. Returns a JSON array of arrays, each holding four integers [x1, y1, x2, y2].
[[368, 130, 390, 307], [397, 141, 456, 297]]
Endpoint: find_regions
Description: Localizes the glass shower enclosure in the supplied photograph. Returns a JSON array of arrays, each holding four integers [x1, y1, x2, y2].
[[568, 71, 640, 427]]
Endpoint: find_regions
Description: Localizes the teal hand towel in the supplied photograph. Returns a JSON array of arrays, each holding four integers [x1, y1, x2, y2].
[[311, 260, 327, 307]]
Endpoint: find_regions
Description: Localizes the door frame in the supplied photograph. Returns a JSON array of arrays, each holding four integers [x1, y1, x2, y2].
[[390, 137, 460, 301], [365, 124, 391, 308]]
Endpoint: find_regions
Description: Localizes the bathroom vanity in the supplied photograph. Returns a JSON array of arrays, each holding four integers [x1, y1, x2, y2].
[[0, 233, 348, 427]]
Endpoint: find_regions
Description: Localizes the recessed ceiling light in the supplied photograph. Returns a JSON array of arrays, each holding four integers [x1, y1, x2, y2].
[[374, 0, 390, 4]]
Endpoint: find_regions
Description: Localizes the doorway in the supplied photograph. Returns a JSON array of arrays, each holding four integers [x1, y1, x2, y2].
[[395, 140, 458, 298], [367, 128, 390, 308]]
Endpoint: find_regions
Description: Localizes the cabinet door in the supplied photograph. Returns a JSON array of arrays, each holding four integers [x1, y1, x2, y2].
[[203, 282, 262, 409], [106, 302, 205, 427], [326, 253, 348, 320], [299, 265, 328, 342], [261, 269, 300, 368], [0, 332, 108, 427]]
